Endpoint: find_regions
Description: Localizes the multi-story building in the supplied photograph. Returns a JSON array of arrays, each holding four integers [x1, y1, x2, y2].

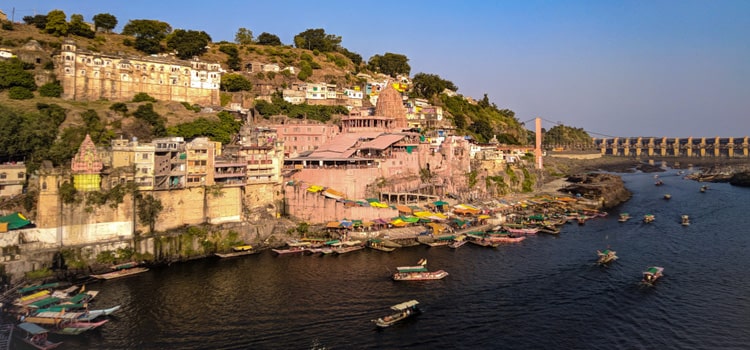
[[272, 119, 340, 158], [0, 162, 26, 198], [185, 137, 217, 187], [152, 137, 186, 190], [57, 40, 222, 105], [234, 127, 284, 184], [213, 155, 247, 187]]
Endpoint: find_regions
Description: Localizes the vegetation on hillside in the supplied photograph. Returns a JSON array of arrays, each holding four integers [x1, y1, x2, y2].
[[253, 93, 349, 123], [543, 125, 593, 146]]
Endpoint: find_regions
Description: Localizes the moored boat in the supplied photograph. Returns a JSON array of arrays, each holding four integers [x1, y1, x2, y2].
[[448, 235, 467, 249], [700, 185, 708, 193], [642, 266, 664, 285], [216, 244, 259, 258], [663, 194, 671, 200], [618, 213, 631, 222], [596, 249, 618, 264], [643, 214, 655, 223], [366, 239, 396, 252], [91, 262, 149, 280], [371, 300, 420, 328], [14, 322, 63, 350]]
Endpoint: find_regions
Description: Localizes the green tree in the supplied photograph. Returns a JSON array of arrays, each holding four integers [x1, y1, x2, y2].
[[92, 13, 117, 32], [219, 44, 241, 71], [44, 10, 68, 36], [38, 82, 63, 97], [122, 19, 172, 54], [132, 103, 167, 137], [220, 73, 252, 92], [23, 15, 47, 29], [234, 27, 254, 45], [69, 13, 95, 38], [109, 102, 128, 115], [411, 72, 457, 98], [293, 28, 341, 52], [0, 59, 36, 90], [367, 53, 410, 77], [132, 92, 156, 102], [137, 194, 163, 234], [166, 29, 211, 59], [339, 48, 362, 66], [257, 32, 282, 46], [8, 87, 34, 99]]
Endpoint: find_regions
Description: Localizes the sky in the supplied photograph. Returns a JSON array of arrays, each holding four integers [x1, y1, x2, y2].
[[3, 0, 749, 138]]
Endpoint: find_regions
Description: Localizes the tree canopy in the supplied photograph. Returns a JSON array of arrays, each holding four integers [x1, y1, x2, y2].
[[543, 125, 592, 145], [257, 32, 282, 46], [293, 28, 342, 52], [44, 10, 68, 36], [234, 27, 254, 45], [93, 13, 118, 32], [167, 111, 241, 145], [440, 95, 522, 144], [69, 13, 95, 38], [220, 74, 252, 92], [166, 29, 211, 59], [367, 53, 410, 77], [22, 14, 48, 29], [411, 72, 457, 99], [122, 19, 172, 54], [0, 58, 37, 91]]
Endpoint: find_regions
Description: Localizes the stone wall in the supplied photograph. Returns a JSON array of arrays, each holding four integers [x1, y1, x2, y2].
[[284, 185, 397, 224]]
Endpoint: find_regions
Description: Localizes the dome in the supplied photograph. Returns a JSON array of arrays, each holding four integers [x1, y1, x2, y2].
[[374, 83, 407, 128]]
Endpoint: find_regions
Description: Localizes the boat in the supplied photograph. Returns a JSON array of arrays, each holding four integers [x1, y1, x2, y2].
[[271, 242, 308, 255], [663, 194, 671, 200], [466, 234, 500, 248], [91, 262, 149, 280], [14, 322, 63, 350], [448, 235, 467, 249], [655, 180, 664, 186], [643, 214, 655, 223], [642, 266, 664, 284], [503, 226, 539, 235], [618, 213, 631, 222], [700, 185, 708, 193], [596, 249, 618, 264], [332, 240, 364, 254], [366, 239, 396, 252], [371, 300, 420, 328], [681, 215, 690, 226], [392, 259, 449, 281], [18, 282, 70, 296], [52, 319, 109, 335], [216, 244, 259, 258]]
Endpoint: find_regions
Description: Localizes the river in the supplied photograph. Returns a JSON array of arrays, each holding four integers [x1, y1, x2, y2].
[[54, 169, 750, 349]]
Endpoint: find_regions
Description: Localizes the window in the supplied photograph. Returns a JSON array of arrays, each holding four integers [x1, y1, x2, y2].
[[17, 172, 24, 179], [0, 173, 5, 179]]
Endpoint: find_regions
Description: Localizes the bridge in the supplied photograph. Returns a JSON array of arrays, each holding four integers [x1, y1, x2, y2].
[[526, 118, 750, 159]]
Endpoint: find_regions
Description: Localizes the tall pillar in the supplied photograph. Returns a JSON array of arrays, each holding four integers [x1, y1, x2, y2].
[[623, 138, 630, 157], [661, 137, 667, 157], [635, 137, 643, 157], [687, 137, 693, 157], [535, 117, 543, 169], [599, 138, 607, 155], [700, 137, 706, 157], [744, 137, 749, 157], [715, 137, 721, 157], [613, 137, 620, 156], [648, 138, 655, 157], [728, 137, 735, 157]]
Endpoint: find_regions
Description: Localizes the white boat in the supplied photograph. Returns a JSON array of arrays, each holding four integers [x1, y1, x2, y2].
[[642, 266, 664, 285], [681, 215, 690, 226], [597, 249, 618, 264], [371, 300, 420, 328]]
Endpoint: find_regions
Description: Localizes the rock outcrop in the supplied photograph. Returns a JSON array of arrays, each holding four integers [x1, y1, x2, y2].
[[561, 173, 632, 209], [729, 171, 750, 187]]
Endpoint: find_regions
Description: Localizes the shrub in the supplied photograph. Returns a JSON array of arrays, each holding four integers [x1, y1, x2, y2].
[[110, 102, 128, 114], [39, 82, 63, 97], [8, 86, 34, 99], [132, 92, 156, 102], [1, 22, 13, 30], [43, 61, 55, 70]]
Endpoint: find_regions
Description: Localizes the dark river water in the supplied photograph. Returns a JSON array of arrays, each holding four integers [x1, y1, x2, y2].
[[52, 170, 750, 350]]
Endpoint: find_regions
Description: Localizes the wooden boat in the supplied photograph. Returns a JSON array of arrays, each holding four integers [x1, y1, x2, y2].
[[577, 215, 588, 225], [466, 234, 500, 248], [19, 282, 70, 296], [52, 319, 109, 335], [503, 226, 539, 235], [596, 249, 618, 264], [655, 180, 664, 186], [700, 185, 708, 193], [663, 194, 671, 200], [216, 244, 258, 258], [642, 266, 664, 285], [91, 261, 148, 280], [333, 245, 364, 254], [643, 214, 655, 223], [367, 239, 396, 252], [448, 235, 467, 249], [371, 300, 420, 328], [14, 322, 62, 350], [271, 245, 307, 255], [618, 213, 631, 222], [33, 305, 121, 322], [681, 215, 690, 226], [392, 266, 449, 281]]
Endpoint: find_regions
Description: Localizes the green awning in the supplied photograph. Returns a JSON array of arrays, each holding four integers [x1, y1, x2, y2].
[[433, 201, 449, 206], [0, 212, 31, 230]]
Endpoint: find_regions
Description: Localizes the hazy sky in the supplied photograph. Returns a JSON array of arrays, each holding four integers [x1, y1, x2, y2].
[[4, 0, 749, 138]]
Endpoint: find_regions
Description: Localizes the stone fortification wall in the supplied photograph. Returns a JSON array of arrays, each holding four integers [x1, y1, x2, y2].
[[149, 186, 242, 231], [285, 186, 397, 224], [290, 167, 381, 200]]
